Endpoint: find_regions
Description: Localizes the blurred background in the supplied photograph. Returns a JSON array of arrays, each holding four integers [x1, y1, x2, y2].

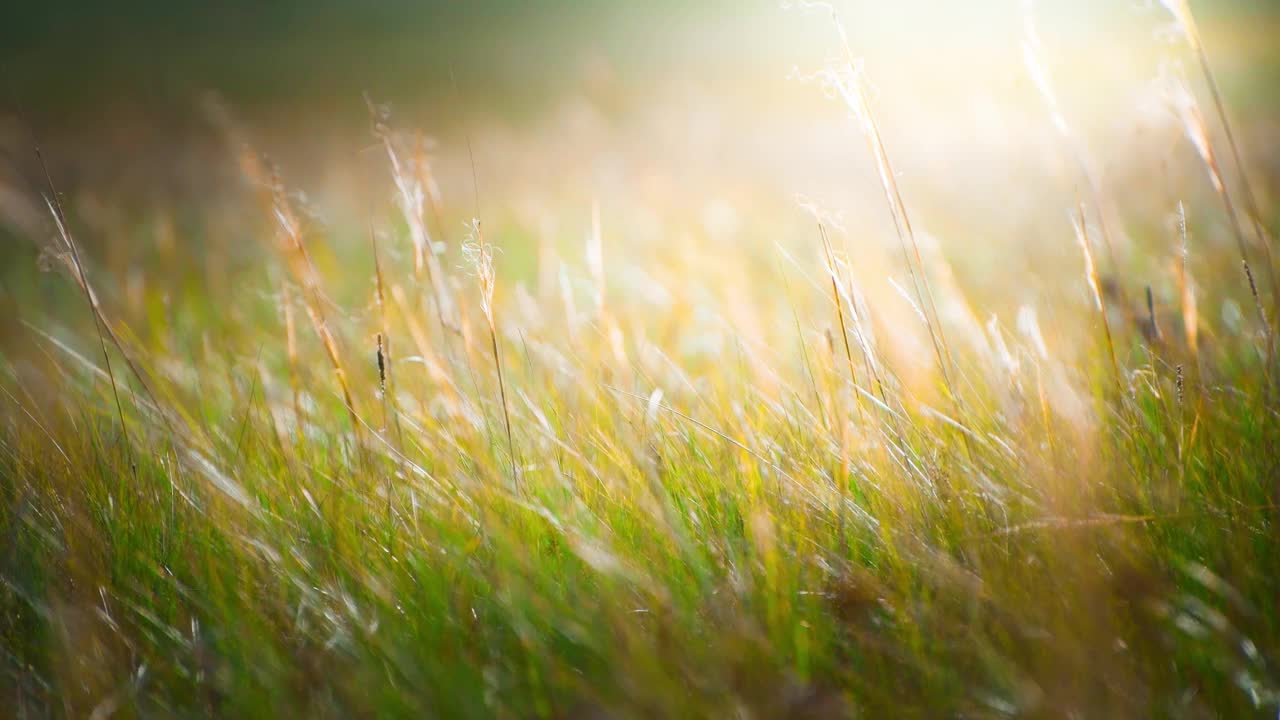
[[1, 0, 1278, 317]]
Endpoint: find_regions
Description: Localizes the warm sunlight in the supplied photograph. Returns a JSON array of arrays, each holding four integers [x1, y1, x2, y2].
[[2, 1, 1278, 716]]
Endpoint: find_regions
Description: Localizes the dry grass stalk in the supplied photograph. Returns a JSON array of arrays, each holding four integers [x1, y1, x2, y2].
[[37, 150, 138, 473], [370, 102, 457, 336], [1174, 202, 1199, 357], [388, 284, 452, 388], [818, 223, 861, 492], [1162, 0, 1277, 285], [1168, 67, 1273, 373], [302, 296, 360, 437], [1073, 203, 1123, 398], [814, 8, 970, 454], [280, 276, 304, 429], [264, 178, 361, 438], [466, 221, 517, 484], [1145, 286, 1163, 344], [370, 226, 403, 447], [34, 146, 172, 435], [819, 222, 865, 428], [1022, 6, 1128, 306]]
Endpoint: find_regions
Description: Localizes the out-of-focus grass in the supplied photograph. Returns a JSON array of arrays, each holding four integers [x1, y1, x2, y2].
[[2, 2, 1280, 718]]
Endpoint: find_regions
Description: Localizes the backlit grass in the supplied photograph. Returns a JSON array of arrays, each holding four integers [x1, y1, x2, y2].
[[2, 3, 1280, 717]]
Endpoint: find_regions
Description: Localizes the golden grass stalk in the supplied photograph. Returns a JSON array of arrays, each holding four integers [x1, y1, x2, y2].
[[839, 258, 893, 413], [1168, 71, 1273, 365], [818, 223, 862, 492], [264, 178, 361, 438], [1175, 202, 1199, 357], [849, 78, 954, 395], [369, 100, 457, 335], [466, 221, 517, 484], [412, 132, 449, 250], [280, 276, 304, 429], [302, 297, 360, 437], [818, 223, 865, 427], [1072, 204, 1123, 397], [1022, 7, 1128, 303], [370, 226, 403, 447], [388, 284, 453, 388], [818, 12, 966, 437], [35, 147, 179, 469], [40, 180, 135, 473], [1162, 0, 1277, 276]]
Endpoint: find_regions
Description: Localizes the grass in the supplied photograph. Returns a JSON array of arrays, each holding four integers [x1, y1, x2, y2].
[[3, 4, 1280, 718]]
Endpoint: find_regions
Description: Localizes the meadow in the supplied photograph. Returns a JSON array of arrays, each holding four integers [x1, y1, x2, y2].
[[2, 1, 1280, 717]]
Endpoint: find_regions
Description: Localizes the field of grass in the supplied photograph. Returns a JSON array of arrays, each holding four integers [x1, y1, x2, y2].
[[3, 2, 1280, 717]]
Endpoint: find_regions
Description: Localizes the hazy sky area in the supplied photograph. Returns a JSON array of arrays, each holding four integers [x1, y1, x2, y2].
[[3, 0, 1278, 256], [9, 1, 717, 124], [5, 0, 1277, 128]]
